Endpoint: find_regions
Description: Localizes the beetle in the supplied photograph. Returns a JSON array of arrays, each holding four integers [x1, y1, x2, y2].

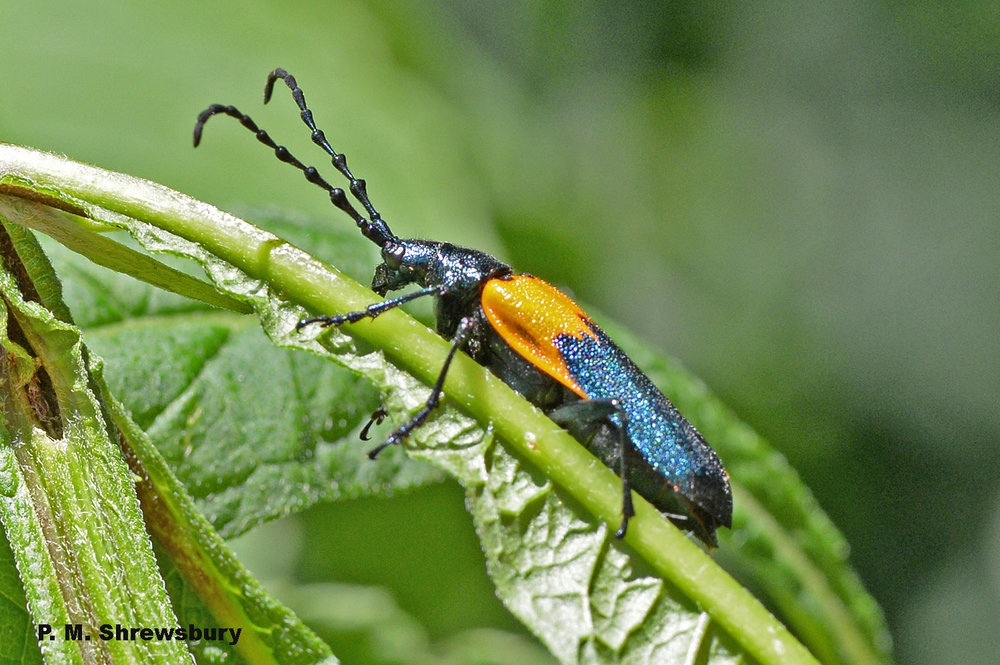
[[193, 68, 732, 545]]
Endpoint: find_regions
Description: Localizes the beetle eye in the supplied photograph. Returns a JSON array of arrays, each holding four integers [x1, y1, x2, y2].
[[383, 243, 405, 270]]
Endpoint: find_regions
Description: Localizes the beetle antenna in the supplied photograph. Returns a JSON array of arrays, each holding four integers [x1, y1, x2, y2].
[[264, 68, 388, 237], [193, 73, 396, 248]]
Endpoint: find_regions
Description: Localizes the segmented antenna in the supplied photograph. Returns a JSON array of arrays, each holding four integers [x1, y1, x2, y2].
[[193, 69, 395, 248]]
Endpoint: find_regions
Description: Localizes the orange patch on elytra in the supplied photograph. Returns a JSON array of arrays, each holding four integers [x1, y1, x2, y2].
[[481, 275, 596, 398]]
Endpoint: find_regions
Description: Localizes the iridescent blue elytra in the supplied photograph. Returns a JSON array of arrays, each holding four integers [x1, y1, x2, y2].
[[554, 321, 731, 545], [193, 67, 733, 545]]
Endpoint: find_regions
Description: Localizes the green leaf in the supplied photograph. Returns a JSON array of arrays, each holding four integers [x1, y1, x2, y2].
[[0, 531, 41, 665], [0, 219, 191, 664], [0, 143, 891, 664], [89, 359, 340, 665], [0, 201, 349, 665]]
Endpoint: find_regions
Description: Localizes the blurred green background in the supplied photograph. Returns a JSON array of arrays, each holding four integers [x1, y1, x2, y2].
[[3, 1, 998, 663]]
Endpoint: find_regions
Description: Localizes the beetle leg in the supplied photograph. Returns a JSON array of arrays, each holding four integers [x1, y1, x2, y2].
[[549, 398, 632, 538], [359, 405, 388, 441], [367, 316, 476, 458], [297, 284, 446, 330]]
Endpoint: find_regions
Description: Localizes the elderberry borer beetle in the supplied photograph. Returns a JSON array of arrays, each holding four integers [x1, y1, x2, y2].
[[193, 68, 732, 545]]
